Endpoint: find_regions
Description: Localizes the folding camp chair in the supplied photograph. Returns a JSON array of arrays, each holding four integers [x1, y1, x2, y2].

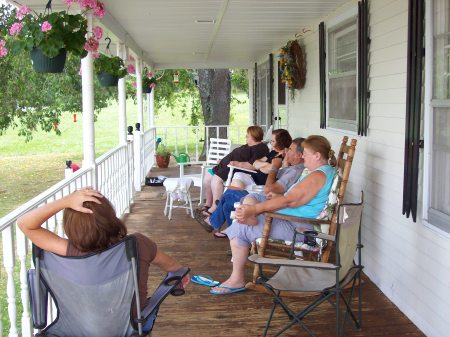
[[28, 236, 190, 337], [249, 194, 364, 337]]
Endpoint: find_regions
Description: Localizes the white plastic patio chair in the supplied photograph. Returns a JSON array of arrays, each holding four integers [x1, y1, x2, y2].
[[178, 138, 231, 205]]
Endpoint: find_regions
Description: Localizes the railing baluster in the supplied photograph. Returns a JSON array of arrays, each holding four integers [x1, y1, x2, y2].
[[2, 225, 18, 337], [16, 226, 32, 337], [195, 128, 199, 161], [185, 128, 189, 154]]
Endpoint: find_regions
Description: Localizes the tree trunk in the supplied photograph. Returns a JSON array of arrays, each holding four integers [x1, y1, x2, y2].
[[197, 69, 231, 158]]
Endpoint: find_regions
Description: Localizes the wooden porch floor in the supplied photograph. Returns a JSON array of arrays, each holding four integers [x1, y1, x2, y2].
[[122, 165, 425, 337]]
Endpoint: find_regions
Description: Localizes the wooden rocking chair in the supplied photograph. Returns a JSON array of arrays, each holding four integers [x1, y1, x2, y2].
[[247, 136, 357, 290]]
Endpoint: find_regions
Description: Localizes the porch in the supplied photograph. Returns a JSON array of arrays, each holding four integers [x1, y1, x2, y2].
[[129, 165, 424, 337]]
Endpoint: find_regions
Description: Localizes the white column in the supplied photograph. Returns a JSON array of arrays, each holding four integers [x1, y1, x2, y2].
[[133, 126, 142, 192], [135, 57, 144, 131], [81, 11, 96, 187], [148, 88, 155, 128], [117, 42, 127, 145]]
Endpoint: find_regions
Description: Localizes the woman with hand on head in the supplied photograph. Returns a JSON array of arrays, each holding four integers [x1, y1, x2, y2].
[[17, 188, 190, 310], [210, 135, 337, 295]]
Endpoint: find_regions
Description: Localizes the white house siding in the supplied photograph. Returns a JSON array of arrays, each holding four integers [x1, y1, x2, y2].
[[263, 0, 450, 336]]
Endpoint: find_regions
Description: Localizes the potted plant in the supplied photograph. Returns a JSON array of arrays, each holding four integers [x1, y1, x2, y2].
[[94, 52, 127, 87], [142, 68, 156, 93], [155, 143, 171, 168], [5, 1, 105, 73]]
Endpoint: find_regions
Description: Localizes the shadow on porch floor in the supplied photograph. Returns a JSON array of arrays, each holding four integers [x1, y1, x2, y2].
[[122, 165, 425, 337]]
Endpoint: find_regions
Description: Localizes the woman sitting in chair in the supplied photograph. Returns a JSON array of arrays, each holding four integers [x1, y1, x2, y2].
[[18, 189, 190, 311], [200, 125, 269, 215], [229, 128, 292, 190], [210, 135, 337, 295]]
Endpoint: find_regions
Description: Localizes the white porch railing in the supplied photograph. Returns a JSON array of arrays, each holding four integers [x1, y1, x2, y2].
[[0, 123, 253, 336], [154, 124, 267, 161]]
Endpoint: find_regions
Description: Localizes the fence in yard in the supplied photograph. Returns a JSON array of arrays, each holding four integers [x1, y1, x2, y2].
[[0, 123, 260, 336]]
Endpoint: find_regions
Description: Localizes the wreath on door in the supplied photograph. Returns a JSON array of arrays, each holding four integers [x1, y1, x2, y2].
[[279, 40, 306, 100]]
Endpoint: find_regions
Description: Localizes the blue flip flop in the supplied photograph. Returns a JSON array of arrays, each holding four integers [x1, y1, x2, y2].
[[191, 275, 220, 287], [209, 284, 247, 295]]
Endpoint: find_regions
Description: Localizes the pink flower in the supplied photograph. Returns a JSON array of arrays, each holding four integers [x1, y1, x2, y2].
[[16, 5, 30, 20], [128, 54, 135, 62], [127, 64, 136, 74], [132, 81, 137, 88], [93, 1, 106, 18], [83, 37, 99, 52], [79, 0, 97, 9], [0, 47, 8, 58], [150, 82, 156, 89], [41, 21, 52, 32], [64, 0, 78, 6], [0, 40, 8, 58], [92, 51, 100, 59], [92, 26, 103, 39], [147, 71, 153, 78], [9, 22, 23, 36]]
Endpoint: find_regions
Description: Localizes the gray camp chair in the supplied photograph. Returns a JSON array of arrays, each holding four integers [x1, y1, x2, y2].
[[249, 194, 364, 337], [27, 236, 190, 337]]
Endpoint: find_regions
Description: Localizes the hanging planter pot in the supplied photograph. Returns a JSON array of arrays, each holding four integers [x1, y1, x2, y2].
[[97, 71, 119, 87], [143, 86, 152, 94], [30, 48, 67, 73]]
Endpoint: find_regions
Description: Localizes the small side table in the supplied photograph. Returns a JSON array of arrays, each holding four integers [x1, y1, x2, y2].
[[163, 178, 194, 220]]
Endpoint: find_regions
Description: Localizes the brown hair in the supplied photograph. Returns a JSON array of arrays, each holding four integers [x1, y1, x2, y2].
[[63, 197, 127, 253], [272, 129, 292, 150], [291, 137, 306, 153], [302, 135, 337, 167], [246, 126, 264, 142]]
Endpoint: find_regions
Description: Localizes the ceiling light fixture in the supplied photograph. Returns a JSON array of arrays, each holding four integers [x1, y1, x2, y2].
[[195, 19, 216, 24]]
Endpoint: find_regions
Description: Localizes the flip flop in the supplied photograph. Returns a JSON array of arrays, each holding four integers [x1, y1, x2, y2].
[[194, 212, 213, 233], [213, 232, 228, 239], [210, 284, 247, 295], [191, 275, 220, 287], [197, 205, 211, 212]]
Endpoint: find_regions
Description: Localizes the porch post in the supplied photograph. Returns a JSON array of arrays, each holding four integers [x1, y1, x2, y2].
[[81, 11, 96, 188], [135, 57, 144, 131], [117, 42, 127, 145], [148, 89, 155, 128]]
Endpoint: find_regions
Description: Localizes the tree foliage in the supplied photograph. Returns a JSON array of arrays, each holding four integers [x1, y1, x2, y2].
[[0, 4, 117, 140]]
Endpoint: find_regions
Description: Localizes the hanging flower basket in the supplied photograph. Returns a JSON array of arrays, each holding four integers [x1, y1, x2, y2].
[[30, 47, 67, 73], [143, 86, 152, 94], [97, 71, 119, 87]]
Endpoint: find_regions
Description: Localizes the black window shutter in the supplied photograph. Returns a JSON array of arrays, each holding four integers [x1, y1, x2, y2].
[[277, 61, 286, 105], [319, 22, 326, 129], [358, 0, 369, 136], [269, 53, 274, 125], [403, 0, 425, 222], [253, 62, 257, 124]]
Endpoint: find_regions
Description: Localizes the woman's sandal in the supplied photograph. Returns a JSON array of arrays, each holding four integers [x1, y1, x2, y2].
[[213, 232, 228, 239]]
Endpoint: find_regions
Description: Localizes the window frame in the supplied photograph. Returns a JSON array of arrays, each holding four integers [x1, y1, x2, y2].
[[325, 7, 359, 133], [422, 0, 450, 237]]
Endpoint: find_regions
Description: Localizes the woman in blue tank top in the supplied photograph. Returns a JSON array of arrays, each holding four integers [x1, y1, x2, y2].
[[211, 135, 337, 295]]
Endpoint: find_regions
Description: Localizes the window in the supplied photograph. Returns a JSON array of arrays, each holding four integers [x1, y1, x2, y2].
[[426, 0, 450, 233], [327, 14, 358, 131]]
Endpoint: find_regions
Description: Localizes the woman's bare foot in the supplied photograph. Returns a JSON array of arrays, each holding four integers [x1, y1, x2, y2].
[[210, 277, 245, 293]]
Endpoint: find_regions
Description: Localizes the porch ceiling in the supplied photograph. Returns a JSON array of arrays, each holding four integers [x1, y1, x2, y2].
[[10, 0, 349, 69]]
